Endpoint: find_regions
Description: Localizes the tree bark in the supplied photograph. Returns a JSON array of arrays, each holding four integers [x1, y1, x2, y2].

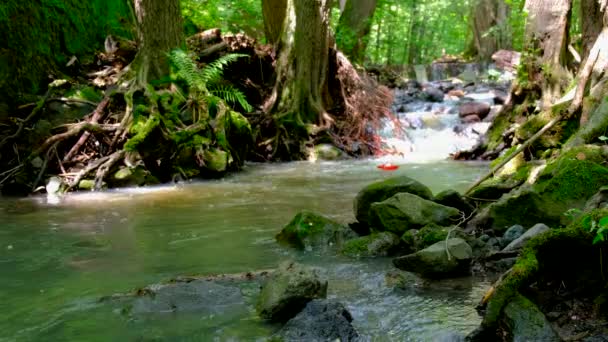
[[133, 0, 183, 85], [336, 0, 378, 64], [471, 0, 512, 60], [265, 0, 332, 131], [524, 0, 572, 108], [262, 0, 287, 46], [581, 0, 603, 59]]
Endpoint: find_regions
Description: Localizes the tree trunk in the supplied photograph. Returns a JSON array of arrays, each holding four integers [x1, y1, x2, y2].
[[524, 0, 572, 108], [133, 0, 183, 85], [406, 2, 421, 65], [265, 0, 332, 133], [335, 0, 378, 64], [471, 0, 512, 60], [581, 0, 603, 59], [262, 0, 287, 46]]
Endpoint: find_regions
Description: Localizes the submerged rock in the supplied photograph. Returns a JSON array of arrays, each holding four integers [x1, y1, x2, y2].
[[340, 232, 401, 257], [392, 238, 473, 278], [503, 293, 560, 342], [276, 211, 356, 251], [277, 300, 358, 341], [130, 279, 246, 315], [256, 261, 327, 322], [369, 193, 460, 234], [354, 175, 433, 226]]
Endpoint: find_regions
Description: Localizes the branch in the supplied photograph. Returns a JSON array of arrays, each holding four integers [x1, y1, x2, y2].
[[0, 91, 51, 150], [465, 114, 563, 195], [63, 95, 112, 162], [35, 122, 120, 156]]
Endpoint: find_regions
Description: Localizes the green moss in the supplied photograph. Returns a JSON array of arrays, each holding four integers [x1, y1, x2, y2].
[[417, 224, 450, 248], [512, 164, 532, 183], [538, 160, 608, 206], [487, 112, 512, 151], [124, 113, 161, 152], [482, 211, 605, 327], [490, 146, 518, 169], [64, 86, 103, 103], [0, 0, 133, 95]]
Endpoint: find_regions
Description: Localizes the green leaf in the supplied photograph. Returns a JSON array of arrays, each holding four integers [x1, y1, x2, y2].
[[599, 136, 608, 141], [599, 216, 608, 228]]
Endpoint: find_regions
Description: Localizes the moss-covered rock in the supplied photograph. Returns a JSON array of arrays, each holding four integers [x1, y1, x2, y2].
[[313, 144, 347, 161], [354, 176, 433, 226], [503, 293, 560, 342], [202, 148, 228, 173], [392, 238, 473, 279], [467, 176, 525, 201], [111, 166, 158, 187], [276, 211, 356, 251], [340, 232, 401, 258], [369, 193, 460, 235], [433, 189, 475, 217], [468, 147, 608, 232]]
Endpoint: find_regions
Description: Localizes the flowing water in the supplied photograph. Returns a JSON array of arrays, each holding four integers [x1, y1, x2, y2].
[[0, 160, 489, 341]]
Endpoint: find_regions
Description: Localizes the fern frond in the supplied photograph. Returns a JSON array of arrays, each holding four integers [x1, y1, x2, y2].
[[168, 49, 207, 92], [210, 84, 253, 112], [201, 53, 249, 84]]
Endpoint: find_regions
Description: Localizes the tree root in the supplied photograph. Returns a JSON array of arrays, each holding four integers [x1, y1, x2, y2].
[[63, 95, 112, 162], [93, 150, 125, 190], [0, 90, 51, 150]]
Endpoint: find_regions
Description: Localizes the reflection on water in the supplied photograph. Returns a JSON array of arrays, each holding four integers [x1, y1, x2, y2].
[[0, 159, 488, 341]]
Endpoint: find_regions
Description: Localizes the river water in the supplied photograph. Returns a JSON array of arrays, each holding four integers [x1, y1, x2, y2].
[[0, 159, 489, 341]]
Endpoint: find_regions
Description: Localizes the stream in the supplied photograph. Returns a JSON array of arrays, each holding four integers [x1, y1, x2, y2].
[[0, 83, 500, 341], [0, 160, 489, 341]]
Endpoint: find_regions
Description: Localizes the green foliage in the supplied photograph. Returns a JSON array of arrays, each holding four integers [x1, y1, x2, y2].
[[181, 0, 264, 40], [0, 0, 133, 95], [581, 215, 608, 244], [168, 49, 253, 115]]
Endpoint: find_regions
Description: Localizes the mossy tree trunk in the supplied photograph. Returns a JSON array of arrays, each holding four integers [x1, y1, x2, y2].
[[262, 0, 287, 46], [264, 0, 333, 140], [335, 0, 378, 64], [581, 0, 604, 59], [133, 0, 183, 85], [471, 0, 512, 60], [523, 0, 573, 109]]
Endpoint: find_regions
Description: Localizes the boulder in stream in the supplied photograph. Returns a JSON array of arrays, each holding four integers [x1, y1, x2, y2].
[[458, 101, 491, 119], [354, 175, 433, 227], [369, 193, 460, 235], [433, 189, 475, 217], [256, 261, 327, 322], [276, 299, 358, 341], [340, 231, 402, 257], [276, 211, 356, 251], [392, 238, 473, 278]]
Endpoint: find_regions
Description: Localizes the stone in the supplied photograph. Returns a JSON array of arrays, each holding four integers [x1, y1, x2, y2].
[[256, 261, 327, 322], [202, 148, 228, 172], [45, 176, 64, 195], [461, 115, 481, 123], [354, 176, 433, 226], [314, 144, 347, 161], [433, 189, 475, 217], [458, 101, 491, 119], [502, 225, 525, 246], [277, 300, 358, 341], [112, 165, 155, 187], [276, 211, 356, 251], [503, 293, 560, 342], [585, 186, 608, 211], [421, 86, 445, 102], [369, 193, 460, 235], [447, 89, 465, 98], [340, 232, 401, 257], [503, 223, 550, 252], [392, 238, 473, 278]]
